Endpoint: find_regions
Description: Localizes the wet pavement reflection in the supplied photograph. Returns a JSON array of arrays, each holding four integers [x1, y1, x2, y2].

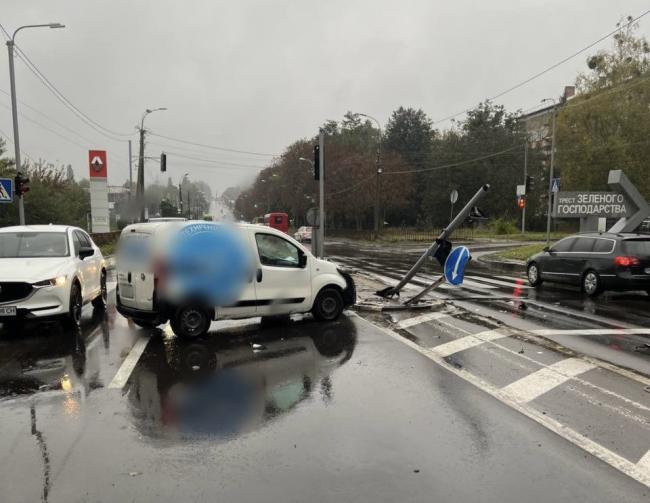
[[0, 309, 111, 400], [127, 317, 357, 442]]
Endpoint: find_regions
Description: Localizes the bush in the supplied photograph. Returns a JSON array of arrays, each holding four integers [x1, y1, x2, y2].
[[489, 218, 519, 235]]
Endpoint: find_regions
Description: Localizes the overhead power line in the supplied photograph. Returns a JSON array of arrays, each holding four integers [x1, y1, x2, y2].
[[148, 131, 279, 157], [432, 9, 650, 125], [0, 23, 133, 141]]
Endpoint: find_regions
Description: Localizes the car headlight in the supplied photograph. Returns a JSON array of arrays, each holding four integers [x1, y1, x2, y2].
[[33, 276, 67, 288]]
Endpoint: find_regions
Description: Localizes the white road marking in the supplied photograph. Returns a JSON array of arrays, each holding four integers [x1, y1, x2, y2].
[[500, 358, 596, 403], [637, 450, 650, 473], [351, 313, 650, 489], [396, 311, 450, 329], [533, 328, 650, 336], [495, 275, 527, 282], [466, 275, 530, 289], [430, 329, 510, 357], [108, 336, 150, 389]]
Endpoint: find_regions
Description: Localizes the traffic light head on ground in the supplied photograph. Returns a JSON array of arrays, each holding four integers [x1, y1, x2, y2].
[[14, 172, 30, 197], [313, 145, 320, 181]]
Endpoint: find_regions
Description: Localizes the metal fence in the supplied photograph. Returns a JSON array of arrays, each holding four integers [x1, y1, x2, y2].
[[329, 226, 476, 242]]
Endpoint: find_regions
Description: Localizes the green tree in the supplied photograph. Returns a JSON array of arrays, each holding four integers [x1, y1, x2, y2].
[[557, 18, 650, 199]]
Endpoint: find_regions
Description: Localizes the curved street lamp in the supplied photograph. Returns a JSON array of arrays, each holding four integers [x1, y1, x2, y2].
[[7, 22, 65, 224], [355, 112, 383, 233]]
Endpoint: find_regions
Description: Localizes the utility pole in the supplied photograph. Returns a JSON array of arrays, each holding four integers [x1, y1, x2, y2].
[[6, 23, 65, 224], [522, 140, 528, 234], [178, 183, 183, 215], [136, 107, 167, 222], [318, 129, 325, 258], [128, 139, 133, 222], [136, 126, 145, 222], [545, 104, 557, 245]]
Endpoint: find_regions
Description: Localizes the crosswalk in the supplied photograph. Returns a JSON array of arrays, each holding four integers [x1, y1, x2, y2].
[[354, 306, 650, 489]]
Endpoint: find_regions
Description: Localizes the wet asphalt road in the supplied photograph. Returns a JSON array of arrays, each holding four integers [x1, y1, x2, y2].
[[0, 247, 649, 501]]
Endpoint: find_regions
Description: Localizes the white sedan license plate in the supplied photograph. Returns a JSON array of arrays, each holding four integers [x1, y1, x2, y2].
[[0, 306, 17, 316]]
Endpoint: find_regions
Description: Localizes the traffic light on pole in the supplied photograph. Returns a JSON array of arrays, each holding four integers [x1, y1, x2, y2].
[[160, 153, 167, 172], [313, 145, 320, 181], [518, 196, 526, 209], [14, 172, 30, 197], [525, 175, 534, 192]]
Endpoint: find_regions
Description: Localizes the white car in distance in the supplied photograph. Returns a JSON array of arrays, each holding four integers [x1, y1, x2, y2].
[[0, 225, 107, 328], [294, 226, 312, 242]]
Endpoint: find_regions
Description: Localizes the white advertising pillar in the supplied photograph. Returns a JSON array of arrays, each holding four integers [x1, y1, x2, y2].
[[88, 150, 110, 233]]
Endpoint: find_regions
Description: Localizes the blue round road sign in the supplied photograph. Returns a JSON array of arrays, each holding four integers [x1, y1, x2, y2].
[[444, 246, 471, 286]]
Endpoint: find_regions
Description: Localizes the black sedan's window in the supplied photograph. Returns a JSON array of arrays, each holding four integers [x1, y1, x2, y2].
[[593, 239, 615, 253], [552, 238, 575, 252], [572, 238, 596, 253], [624, 240, 650, 256]]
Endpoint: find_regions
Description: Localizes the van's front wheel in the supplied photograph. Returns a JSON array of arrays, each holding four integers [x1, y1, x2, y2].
[[170, 305, 211, 339], [312, 288, 344, 321]]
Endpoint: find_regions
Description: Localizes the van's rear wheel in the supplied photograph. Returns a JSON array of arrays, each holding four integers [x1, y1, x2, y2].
[[312, 288, 344, 321], [170, 305, 211, 339]]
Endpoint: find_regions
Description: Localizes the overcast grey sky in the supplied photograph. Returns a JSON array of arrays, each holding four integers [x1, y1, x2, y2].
[[2, 0, 649, 196]]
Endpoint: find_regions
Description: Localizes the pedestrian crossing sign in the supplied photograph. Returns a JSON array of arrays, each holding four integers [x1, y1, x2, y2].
[[0, 178, 13, 203]]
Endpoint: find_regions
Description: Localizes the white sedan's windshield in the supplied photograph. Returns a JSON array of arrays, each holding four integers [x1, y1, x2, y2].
[[0, 232, 69, 258]]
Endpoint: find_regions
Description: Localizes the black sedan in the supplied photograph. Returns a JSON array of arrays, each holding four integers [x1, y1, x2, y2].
[[526, 232, 650, 297]]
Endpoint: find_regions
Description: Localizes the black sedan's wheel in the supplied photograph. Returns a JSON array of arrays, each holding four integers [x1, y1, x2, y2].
[[92, 270, 107, 310], [65, 282, 83, 328], [582, 270, 602, 297], [312, 287, 344, 321], [527, 262, 542, 287], [170, 305, 211, 339]]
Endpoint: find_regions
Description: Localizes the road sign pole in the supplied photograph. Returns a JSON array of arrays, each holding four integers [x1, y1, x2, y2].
[[7, 40, 25, 225], [522, 140, 527, 234], [318, 130, 325, 258], [545, 106, 557, 244]]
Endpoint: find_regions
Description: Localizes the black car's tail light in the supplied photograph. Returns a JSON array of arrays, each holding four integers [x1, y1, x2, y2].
[[614, 256, 640, 267]]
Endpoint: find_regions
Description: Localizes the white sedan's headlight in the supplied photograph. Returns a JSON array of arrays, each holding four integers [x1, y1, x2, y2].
[[32, 276, 67, 288]]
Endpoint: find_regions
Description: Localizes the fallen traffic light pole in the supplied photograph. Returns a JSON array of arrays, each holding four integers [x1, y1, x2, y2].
[[376, 183, 490, 300]]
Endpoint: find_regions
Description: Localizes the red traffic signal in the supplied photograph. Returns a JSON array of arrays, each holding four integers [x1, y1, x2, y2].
[[15, 172, 30, 197], [517, 196, 526, 209]]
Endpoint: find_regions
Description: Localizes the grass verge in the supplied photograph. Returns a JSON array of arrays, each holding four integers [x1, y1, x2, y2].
[[491, 243, 546, 262]]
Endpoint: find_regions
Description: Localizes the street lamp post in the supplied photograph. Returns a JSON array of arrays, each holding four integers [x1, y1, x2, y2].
[[136, 107, 167, 221], [541, 98, 557, 245], [356, 113, 383, 234], [6, 23, 65, 224]]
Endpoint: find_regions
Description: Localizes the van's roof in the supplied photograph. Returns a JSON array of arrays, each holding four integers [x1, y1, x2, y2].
[[121, 220, 272, 235]]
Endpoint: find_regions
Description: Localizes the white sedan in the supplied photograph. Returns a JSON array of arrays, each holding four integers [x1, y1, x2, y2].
[[0, 225, 107, 327], [294, 226, 312, 242]]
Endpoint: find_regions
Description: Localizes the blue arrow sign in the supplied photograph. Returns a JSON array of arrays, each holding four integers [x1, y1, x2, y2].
[[444, 246, 471, 286], [0, 178, 13, 203]]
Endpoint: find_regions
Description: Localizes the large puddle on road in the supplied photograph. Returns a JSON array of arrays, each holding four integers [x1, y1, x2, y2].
[[125, 317, 358, 443]]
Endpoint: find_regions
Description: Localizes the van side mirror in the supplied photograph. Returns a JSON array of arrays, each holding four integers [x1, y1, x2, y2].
[[79, 246, 95, 260], [543, 246, 550, 253], [298, 251, 307, 268]]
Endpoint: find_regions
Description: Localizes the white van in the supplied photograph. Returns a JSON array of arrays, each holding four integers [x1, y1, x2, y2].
[[115, 221, 355, 338]]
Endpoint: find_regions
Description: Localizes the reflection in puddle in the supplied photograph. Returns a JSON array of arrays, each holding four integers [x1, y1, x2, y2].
[[127, 317, 357, 442], [0, 310, 111, 400]]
